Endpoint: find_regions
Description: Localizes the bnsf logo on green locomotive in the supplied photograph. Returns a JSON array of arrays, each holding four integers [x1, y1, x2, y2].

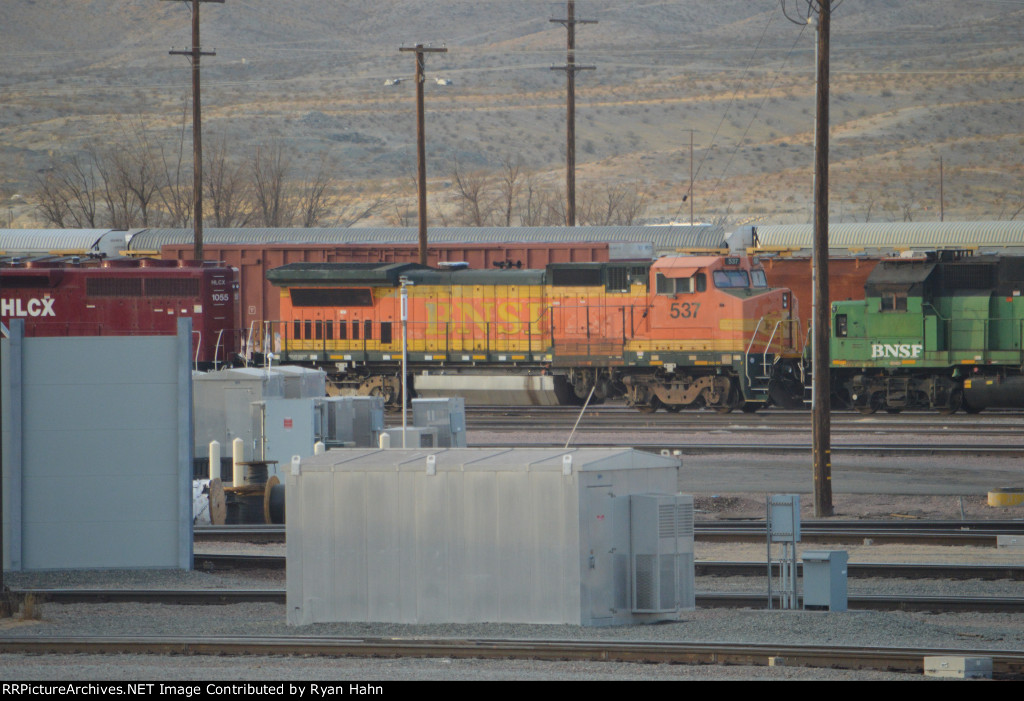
[[871, 343, 923, 359]]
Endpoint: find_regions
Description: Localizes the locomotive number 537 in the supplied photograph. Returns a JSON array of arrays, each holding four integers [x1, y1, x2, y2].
[[669, 301, 700, 319]]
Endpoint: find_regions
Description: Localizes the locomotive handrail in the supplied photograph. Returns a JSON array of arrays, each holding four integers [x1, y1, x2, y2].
[[192, 330, 201, 371], [213, 329, 225, 370], [745, 317, 800, 389]]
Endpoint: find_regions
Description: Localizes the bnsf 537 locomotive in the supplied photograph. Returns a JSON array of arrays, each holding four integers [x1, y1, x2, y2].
[[831, 251, 1024, 413], [0, 258, 240, 368], [263, 255, 805, 412]]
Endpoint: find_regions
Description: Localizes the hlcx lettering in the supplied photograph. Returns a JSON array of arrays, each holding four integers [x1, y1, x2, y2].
[[1, 297, 56, 318], [871, 343, 923, 359]]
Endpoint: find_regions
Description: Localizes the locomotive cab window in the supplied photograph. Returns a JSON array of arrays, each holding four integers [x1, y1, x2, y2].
[[656, 272, 704, 295], [880, 293, 908, 312], [750, 270, 768, 288], [713, 270, 750, 289]]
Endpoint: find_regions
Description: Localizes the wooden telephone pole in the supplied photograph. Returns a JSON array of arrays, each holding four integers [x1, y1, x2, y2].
[[784, 0, 839, 517], [165, 0, 223, 262], [399, 44, 447, 265], [550, 1, 595, 227]]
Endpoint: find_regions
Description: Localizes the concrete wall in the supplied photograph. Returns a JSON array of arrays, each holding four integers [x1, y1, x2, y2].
[[2, 319, 193, 571]]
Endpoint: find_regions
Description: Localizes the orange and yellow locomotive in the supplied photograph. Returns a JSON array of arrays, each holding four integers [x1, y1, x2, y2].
[[263, 255, 804, 412]]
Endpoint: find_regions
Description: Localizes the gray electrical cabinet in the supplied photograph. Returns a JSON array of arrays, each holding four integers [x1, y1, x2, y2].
[[350, 395, 385, 447], [286, 447, 687, 626], [411, 397, 467, 447], [802, 550, 848, 611]]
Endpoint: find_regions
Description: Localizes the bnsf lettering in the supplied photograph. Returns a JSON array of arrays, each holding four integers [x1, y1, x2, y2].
[[1, 297, 56, 318], [871, 343, 923, 359]]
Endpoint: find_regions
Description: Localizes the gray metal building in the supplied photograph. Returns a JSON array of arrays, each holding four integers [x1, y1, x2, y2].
[[286, 447, 693, 627]]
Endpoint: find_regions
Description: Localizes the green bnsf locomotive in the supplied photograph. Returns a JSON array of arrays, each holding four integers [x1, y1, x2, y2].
[[830, 251, 1024, 414]]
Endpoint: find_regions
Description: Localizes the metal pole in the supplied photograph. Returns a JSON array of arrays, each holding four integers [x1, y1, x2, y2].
[[811, 2, 834, 517], [401, 279, 409, 448]]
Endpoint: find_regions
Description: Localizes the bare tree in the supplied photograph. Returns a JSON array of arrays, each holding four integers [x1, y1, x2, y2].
[[91, 143, 137, 229], [249, 141, 292, 227], [112, 120, 163, 226], [516, 173, 555, 227], [295, 156, 333, 228], [204, 136, 251, 227], [157, 100, 195, 228], [334, 188, 390, 228], [34, 154, 103, 228], [450, 158, 497, 227], [496, 155, 523, 227]]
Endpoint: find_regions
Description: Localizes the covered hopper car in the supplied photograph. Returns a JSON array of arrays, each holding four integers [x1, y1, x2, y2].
[[263, 255, 805, 412]]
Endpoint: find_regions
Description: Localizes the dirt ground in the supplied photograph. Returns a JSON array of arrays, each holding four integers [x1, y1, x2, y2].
[[693, 493, 1023, 522]]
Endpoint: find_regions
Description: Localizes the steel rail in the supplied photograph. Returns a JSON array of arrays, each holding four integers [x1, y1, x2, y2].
[[1, 635, 1022, 676], [193, 520, 1024, 545], [14, 588, 1024, 613], [473, 442, 1024, 457], [190, 553, 1024, 581]]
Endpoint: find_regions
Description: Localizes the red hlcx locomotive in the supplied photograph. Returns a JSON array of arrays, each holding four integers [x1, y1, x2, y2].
[[1, 258, 240, 368]]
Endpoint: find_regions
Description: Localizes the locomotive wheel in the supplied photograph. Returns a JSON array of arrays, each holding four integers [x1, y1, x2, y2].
[[636, 397, 663, 414], [856, 392, 885, 415], [885, 407, 903, 414], [664, 404, 683, 413], [938, 388, 963, 416], [741, 402, 760, 413], [713, 385, 742, 415]]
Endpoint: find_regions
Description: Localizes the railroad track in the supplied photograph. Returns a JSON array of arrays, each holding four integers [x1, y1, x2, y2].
[[190, 553, 1024, 581], [0, 635, 1022, 677], [480, 442, 1024, 456], [15, 587, 1024, 613], [194, 520, 1024, 546]]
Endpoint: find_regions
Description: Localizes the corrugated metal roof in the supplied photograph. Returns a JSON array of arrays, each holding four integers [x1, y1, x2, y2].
[[752, 222, 1024, 252], [129, 225, 726, 254], [298, 447, 679, 473], [0, 229, 113, 254]]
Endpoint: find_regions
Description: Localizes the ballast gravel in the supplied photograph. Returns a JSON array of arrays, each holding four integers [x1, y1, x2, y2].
[[2, 560, 1023, 681]]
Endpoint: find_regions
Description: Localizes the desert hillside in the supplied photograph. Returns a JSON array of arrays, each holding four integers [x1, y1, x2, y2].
[[1, 1, 1022, 229]]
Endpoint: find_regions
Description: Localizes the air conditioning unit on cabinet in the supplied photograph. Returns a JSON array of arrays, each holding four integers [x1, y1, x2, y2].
[[629, 494, 695, 613]]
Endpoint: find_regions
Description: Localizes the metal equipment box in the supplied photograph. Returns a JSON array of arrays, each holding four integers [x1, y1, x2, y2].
[[380, 426, 439, 448], [628, 494, 695, 612], [286, 448, 684, 626], [802, 550, 848, 612], [923, 656, 993, 679], [411, 397, 466, 447], [351, 396, 385, 447]]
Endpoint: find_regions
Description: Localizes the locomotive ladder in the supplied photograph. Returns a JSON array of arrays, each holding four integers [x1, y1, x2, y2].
[[744, 317, 796, 397]]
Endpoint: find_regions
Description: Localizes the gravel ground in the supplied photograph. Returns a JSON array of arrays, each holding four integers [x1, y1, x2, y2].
[[3, 489, 1022, 681], [3, 544, 1023, 681]]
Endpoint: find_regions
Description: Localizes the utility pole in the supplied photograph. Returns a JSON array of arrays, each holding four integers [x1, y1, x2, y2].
[[165, 0, 223, 262], [399, 44, 447, 266], [550, 1, 595, 227], [939, 156, 945, 222], [784, 0, 839, 518]]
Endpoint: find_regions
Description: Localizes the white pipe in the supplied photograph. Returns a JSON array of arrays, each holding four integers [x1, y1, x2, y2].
[[208, 440, 221, 481], [232, 437, 244, 485]]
